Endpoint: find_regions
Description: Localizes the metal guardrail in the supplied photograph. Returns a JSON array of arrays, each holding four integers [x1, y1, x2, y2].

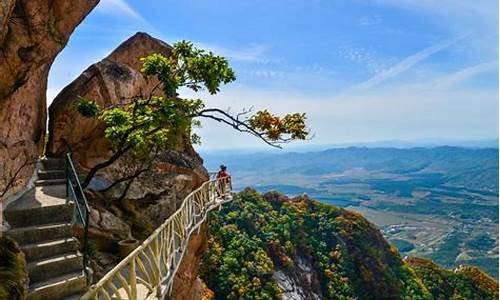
[[208, 172, 218, 181], [66, 152, 91, 282], [80, 175, 232, 300]]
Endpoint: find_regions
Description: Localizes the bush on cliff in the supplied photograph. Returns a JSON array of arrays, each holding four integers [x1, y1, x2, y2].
[[0, 236, 28, 300]]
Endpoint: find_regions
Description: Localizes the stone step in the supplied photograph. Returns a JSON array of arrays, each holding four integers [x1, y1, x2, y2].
[[6, 222, 73, 245], [6, 185, 67, 209], [28, 271, 87, 300], [28, 252, 83, 284], [35, 179, 67, 186], [22, 238, 79, 261], [38, 170, 65, 180], [5, 202, 73, 228], [40, 158, 66, 171]]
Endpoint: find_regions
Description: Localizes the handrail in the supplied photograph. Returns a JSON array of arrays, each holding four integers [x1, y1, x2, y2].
[[66, 154, 91, 212], [65, 153, 91, 282], [208, 172, 218, 181], [80, 175, 232, 300]]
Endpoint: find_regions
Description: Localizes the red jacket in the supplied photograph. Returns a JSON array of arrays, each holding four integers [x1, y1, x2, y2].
[[217, 170, 229, 179]]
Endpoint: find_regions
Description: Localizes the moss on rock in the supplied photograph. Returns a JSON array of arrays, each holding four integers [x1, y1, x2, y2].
[[0, 236, 28, 300]]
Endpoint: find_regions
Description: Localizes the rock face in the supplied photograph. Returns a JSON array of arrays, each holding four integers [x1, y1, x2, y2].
[[273, 255, 322, 300], [46, 30, 208, 233], [171, 223, 209, 300], [0, 0, 99, 200], [46, 32, 172, 166], [47, 32, 209, 299]]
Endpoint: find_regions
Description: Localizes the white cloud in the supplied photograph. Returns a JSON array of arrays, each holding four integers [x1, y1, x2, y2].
[[97, 0, 147, 23], [337, 45, 388, 74], [370, 0, 497, 23], [358, 14, 384, 26], [187, 81, 498, 150], [367, 0, 498, 69], [194, 42, 277, 64], [354, 34, 469, 90], [431, 61, 498, 89]]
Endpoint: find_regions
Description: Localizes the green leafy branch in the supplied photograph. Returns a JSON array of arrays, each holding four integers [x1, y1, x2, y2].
[[75, 40, 310, 190]]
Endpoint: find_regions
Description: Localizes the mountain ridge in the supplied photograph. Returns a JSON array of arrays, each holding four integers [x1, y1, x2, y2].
[[200, 189, 499, 299]]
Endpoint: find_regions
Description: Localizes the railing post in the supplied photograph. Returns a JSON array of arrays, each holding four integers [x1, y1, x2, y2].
[[153, 238, 162, 298], [79, 172, 233, 300], [65, 155, 69, 198], [130, 258, 137, 300], [83, 210, 90, 282], [189, 200, 194, 227]]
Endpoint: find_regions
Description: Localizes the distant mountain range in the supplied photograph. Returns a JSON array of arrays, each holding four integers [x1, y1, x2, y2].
[[203, 146, 499, 192], [198, 139, 499, 155]]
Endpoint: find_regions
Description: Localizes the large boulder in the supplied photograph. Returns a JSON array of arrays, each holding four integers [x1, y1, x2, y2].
[[46, 32, 173, 166], [46, 30, 208, 221], [0, 0, 99, 200], [47, 32, 209, 298]]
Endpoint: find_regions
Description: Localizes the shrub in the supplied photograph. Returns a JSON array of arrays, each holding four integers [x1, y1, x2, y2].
[[0, 236, 28, 300]]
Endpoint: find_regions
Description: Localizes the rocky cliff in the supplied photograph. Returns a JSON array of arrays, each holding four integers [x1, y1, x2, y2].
[[47, 32, 209, 299], [0, 0, 99, 200], [46, 32, 172, 166], [171, 223, 209, 300], [0, 3, 212, 296]]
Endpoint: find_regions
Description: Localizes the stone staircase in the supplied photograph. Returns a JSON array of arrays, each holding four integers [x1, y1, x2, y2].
[[5, 158, 87, 300]]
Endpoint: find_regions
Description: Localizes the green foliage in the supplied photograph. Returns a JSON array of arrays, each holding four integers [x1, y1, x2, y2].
[[75, 40, 309, 187], [201, 223, 281, 299], [98, 96, 204, 156], [0, 237, 27, 300], [75, 96, 100, 118], [202, 189, 496, 299], [141, 41, 235, 96], [75, 40, 236, 162], [406, 257, 498, 300]]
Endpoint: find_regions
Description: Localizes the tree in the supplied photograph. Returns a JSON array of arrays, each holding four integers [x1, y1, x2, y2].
[[76, 40, 309, 189], [1, 157, 37, 199]]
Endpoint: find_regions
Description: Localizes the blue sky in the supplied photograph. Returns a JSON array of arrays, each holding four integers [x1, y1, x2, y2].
[[48, 0, 499, 150]]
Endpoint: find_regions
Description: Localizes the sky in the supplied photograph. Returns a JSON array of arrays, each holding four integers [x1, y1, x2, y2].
[[47, 0, 499, 150]]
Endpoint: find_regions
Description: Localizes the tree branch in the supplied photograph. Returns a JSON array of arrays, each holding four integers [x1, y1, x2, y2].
[[1, 158, 36, 198], [193, 108, 287, 148], [101, 166, 150, 192], [81, 145, 132, 189], [148, 81, 163, 99], [117, 177, 135, 203]]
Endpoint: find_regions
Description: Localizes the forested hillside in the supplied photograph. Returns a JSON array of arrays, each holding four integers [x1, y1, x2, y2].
[[200, 189, 498, 299], [203, 147, 499, 276]]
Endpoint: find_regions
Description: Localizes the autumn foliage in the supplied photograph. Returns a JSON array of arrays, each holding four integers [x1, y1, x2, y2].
[[201, 189, 498, 300]]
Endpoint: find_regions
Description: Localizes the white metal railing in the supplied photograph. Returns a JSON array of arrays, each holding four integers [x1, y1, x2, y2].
[[208, 172, 218, 181], [81, 175, 232, 300]]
